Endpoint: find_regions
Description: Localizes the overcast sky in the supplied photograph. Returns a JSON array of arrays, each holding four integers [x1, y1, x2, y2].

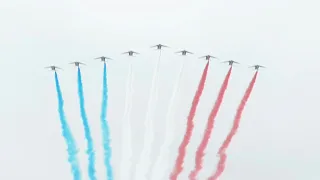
[[1, 0, 320, 179]]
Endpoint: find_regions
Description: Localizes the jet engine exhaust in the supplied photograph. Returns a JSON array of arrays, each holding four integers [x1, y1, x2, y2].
[[209, 71, 258, 180], [77, 67, 96, 180], [189, 66, 233, 180], [170, 61, 210, 180], [99, 63, 114, 180], [54, 71, 82, 180], [120, 62, 135, 180]]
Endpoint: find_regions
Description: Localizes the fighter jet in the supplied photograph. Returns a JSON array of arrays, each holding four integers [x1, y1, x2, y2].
[[95, 56, 112, 62], [222, 60, 240, 66], [199, 55, 218, 61], [122, 51, 139, 56], [69, 61, 86, 66], [249, 65, 266, 70], [45, 65, 62, 71], [176, 50, 193, 55], [151, 44, 169, 50]]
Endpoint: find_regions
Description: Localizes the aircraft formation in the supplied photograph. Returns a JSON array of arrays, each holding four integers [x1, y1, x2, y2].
[[48, 43, 266, 180], [45, 44, 266, 72]]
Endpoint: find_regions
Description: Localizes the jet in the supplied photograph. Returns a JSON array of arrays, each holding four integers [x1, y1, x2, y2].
[[122, 51, 139, 56], [249, 65, 266, 70], [222, 60, 240, 66], [95, 56, 112, 62], [45, 65, 62, 71], [199, 55, 218, 61], [69, 61, 86, 66], [151, 44, 169, 50], [176, 50, 193, 55]]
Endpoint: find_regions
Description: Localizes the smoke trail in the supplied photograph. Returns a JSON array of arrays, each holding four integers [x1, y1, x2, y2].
[[189, 67, 232, 179], [170, 61, 210, 180], [120, 62, 134, 180], [135, 50, 162, 180], [100, 63, 113, 179], [77, 67, 96, 180], [209, 71, 258, 180], [208, 153, 227, 180], [151, 59, 186, 180], [54, 72, 82, 180]]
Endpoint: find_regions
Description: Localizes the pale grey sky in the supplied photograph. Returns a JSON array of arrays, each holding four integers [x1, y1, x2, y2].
[[0, 0, 320, 179]]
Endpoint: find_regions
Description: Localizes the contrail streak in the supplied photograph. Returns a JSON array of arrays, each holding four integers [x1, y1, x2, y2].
[[189, 67, 232, 179], [209, 71, 258, 180], [135, 50, 162, 180], [54, 72, 82, 180], [77, 67, 96, 180], [170, 61, 210, 180], [151, 59, 186, 180], [100, 63, 113, 179], [120, 62, 134, 180]]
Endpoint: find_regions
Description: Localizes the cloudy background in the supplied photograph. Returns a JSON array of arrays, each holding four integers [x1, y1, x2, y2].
[[0, 0, 319, 179]]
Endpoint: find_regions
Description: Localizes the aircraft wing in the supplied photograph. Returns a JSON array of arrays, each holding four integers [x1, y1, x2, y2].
[[122, 51, 129, 54], [44, 66, 62, 70], [151, 44, 169, 48], [97, 56, 111, 59], [79, 62, 86, 65], [186, 51, 193, 54], [133, 51, 140, 54]]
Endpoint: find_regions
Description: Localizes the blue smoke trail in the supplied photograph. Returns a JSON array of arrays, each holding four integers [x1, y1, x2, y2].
[[54, 72, 82, 180], [77, 67, 97, 180], [100, 63, 114, 179]]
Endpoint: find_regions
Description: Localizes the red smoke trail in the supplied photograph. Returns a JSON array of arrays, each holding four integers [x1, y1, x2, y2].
[[208, 71, 258, 180], [189, 67, 233, 180], [170, 61, 210, 180], [208, 153, 226, 180]]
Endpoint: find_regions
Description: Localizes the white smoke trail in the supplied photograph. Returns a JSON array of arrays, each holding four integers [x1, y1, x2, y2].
[[119, 62, 134, 180], [134, 50, 162, 180], [151, 59, 186, 180]]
